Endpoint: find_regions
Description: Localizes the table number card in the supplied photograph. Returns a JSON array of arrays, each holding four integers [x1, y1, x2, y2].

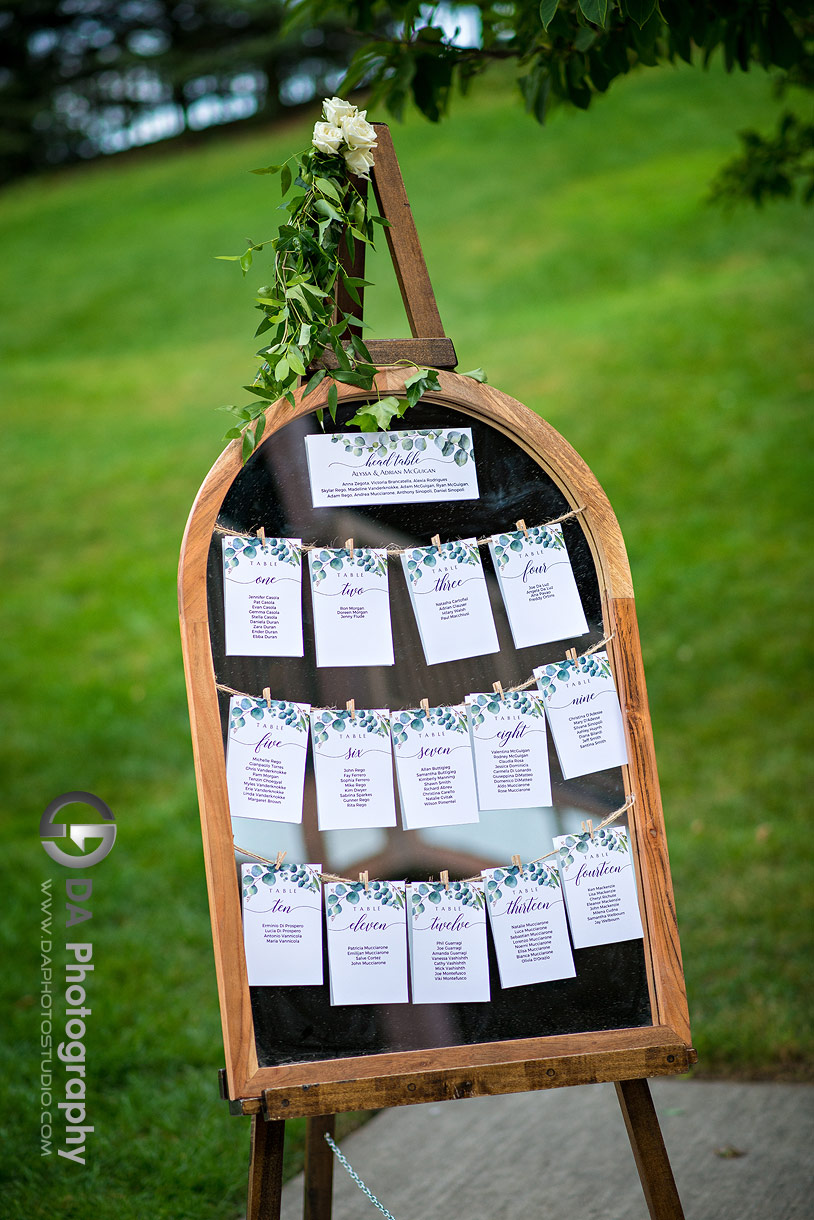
[[535, 650, 628, 779], [555, 827, 643, 948], [226, 697, 310, 823], [241, 862, 323, 986], [466, 690, 552, 810], [391, 705, 479, 830], [482, 863, 575, 988], [304, 429, 480, 507], [488, 524, 589, 649], [308, 546, 394, 668], [325, 880, 408, 1006], [402, 539, 499, 666], [311, 708, 397, 830], [222, 535, 303, 657], [407, 881, 490, 1004]]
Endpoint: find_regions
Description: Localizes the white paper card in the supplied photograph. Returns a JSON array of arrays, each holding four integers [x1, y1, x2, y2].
[[555, 827, 643, 948], [482, 863, 575, 987], [308, 546, 394, 668], [466, 690, 552, 810], [402, 539, 499, 666], [226, 697, 310, 823], [310, 708, 397, 830], [222, 535, 303, 657], [325, 880, 408, 1005], [241, 863, 323, 986], [305, 429, 479, 507], [407, 881, 490, 1004], [391, 706, 479, 830], [535, 651, 628, 779], [488, 524, 589, 649]]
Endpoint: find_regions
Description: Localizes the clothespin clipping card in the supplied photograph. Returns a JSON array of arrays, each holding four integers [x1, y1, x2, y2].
[[440, 869, 450, 891], [344, 537, 354, 554], [566, 648, 579, 665], [493, 681, 504, 701], [516, 519, 529, 538], [274, 851, 286, 870], [359, 870, 369, 892], [263, 686, 271, 704], [257, 526, 266, 549], [431, 534, 441, 550], [346, 699, 355, 720], [420, 698, 430, 715]]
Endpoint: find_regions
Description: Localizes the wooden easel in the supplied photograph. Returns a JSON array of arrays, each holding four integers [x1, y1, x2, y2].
[[180, 124, 694, 1220]]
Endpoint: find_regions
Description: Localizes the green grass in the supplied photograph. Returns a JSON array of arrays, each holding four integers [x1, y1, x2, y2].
[[2, 58, 813, 1217]]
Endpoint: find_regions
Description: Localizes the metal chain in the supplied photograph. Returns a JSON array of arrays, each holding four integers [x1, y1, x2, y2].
[[324, 1132, 398, 1220]]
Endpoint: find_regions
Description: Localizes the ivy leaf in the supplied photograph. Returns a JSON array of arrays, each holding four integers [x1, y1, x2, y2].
[[461, 367, 487, 382], [404, 367, 441, 409], [347, 396, 403, 431], [539, 0, 559, 29]]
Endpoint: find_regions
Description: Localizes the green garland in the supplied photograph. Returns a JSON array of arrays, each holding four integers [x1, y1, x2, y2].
[[217, 97, 485, 462]]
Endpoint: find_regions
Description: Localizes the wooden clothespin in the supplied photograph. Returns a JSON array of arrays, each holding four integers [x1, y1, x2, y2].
[[359, 870, 369, 892], [581, 820, 594, 839], [344, 537, 354, 554], [274, 851, 287, 870], [511, 854, 523, 874], [566, 647, 579, 665], [431, 533, 442, 550], [263, 686, 271, 704], [420, 697, 430, 715], [257, 526, 266, 549], [346, 698, 356, 720], [492, 680, 504, 701], [515, 519, 529, 538], [440, 869, 450, 891]]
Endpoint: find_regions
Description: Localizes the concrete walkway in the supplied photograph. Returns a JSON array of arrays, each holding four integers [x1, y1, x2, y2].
[[280, 1079, 813, 1220]]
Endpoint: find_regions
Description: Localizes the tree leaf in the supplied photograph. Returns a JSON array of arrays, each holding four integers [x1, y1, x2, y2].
[[327, 382, 339, 422], [251, 164, 281, 175], [620, 0, 657, 28], [280, 163, 292, 195], [539, 0, 559, 30], [579, 0, 608, 26], [303, 369, 327, 398], [461, 367, 487, 382]]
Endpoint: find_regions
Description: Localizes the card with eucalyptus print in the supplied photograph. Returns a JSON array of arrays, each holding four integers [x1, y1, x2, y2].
[[488, 523, 588, 649], [241, 862, 323, 986], [325, 880, 408, 1005], [482, 863, 575, 987], [401, 538, 499, 666], [308, 546, 394, 667], [310, 708, 397, 830], [222, 535, 303, 657], [466, 690, 552, 810], [304, 429, 479, 507], [554, 826, 643, 948], [390, 705, 479, 830], [407, 881, 490, 1004], [534, 650, 628, 779], [226, 697, 310, 823]]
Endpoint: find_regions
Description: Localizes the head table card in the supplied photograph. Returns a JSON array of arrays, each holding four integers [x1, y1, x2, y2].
[[482, 863, 575, 988], [488, 524, 589, 649], [325, 880, 408, 1006], [222, 535, 303, 657], [535, 650, 628, 779], [241, 862, 323, 986], [310, 708, 397, 831], [407, 881, 490, 1004], [466, 690, 552, 810], [226, 697, 310, 823], [308, 546, 394, 668], [304, 429, 480, 507], [391, 705, 479, 830], [402, 539, 499, 666], [555, 827, 643, 948]]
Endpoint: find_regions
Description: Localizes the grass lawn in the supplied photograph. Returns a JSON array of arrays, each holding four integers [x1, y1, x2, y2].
[[1, 57, 812, 1219]]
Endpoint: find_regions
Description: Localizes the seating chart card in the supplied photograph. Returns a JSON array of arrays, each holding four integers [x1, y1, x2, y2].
[[304, 429, 480, 507], [466, 690, 552, 810], [391, 705, 479, 830], [555, 827, 644, 948], [241, 863, 323, 986], [222, 535, 303, 657], [308, 546, 394, 668], [482, 863, 575, 988], [407, 881, 490, 1004], [535, 650, 628, 779], [401, 539, 499, 666], [226, 697, 310, 823], [325, 880, 408, 1005], [310, 708, 397, 830], [488, 524, 588, 649]]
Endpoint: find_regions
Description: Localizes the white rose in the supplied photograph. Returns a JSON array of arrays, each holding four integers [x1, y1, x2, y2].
[[340, 110, 377, 151], [323, 96, 356, 127], [312, 121, 343, 155], [343, 145, 375, 178]]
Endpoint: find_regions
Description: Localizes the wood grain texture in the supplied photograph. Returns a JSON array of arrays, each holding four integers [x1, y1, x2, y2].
[[178, 366, 691, 1104], [247, 1117, 285, 1220], [616, 1079, 686, 1220], [303, 1115, 336, 1220], [309, 337, 457, 371]]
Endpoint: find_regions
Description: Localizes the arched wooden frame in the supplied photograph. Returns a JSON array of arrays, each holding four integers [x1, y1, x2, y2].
[[179, 368, 693, 1115]]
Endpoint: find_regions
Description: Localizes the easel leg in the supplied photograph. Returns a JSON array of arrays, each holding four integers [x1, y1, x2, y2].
[[615, 1079, 684, 1220], [247, 1115, 285, 1220], [304, 1114, 336, 1220]]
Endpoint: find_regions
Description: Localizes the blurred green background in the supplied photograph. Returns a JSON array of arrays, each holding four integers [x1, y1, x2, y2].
[[2, 59, 812, 1219]]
